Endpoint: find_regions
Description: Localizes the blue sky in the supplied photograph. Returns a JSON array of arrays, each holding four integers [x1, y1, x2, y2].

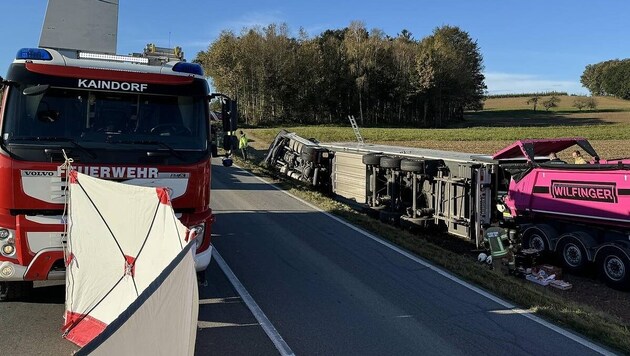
[[1, 0, 629, 95]]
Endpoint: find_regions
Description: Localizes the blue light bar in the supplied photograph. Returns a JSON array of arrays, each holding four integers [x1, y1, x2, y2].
[[172, 62, 204, 76], [16, 48, 52, 61]]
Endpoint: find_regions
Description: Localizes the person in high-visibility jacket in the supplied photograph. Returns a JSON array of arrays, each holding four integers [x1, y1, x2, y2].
[[572, 150, 587, 164], [239, 130, 249, 160]]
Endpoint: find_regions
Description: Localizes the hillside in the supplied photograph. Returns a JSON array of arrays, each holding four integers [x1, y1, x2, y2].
[[470, 95, 630, 126], [482, 95, 630, 112]]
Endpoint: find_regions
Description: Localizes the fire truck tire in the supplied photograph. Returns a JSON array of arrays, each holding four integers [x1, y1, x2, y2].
[[362, 153, 384, 166], [0, 281, 33, 302], [380, 156, 401, 169], [400, 159, 424, 172], [521, 224, 555, 253], [557, 235, 589, 273], [598, 249, 630, 291]]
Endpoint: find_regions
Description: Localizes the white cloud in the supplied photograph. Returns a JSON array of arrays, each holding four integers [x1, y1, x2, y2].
[[484, 72, 588, 95], [224, 10, 285, 31]]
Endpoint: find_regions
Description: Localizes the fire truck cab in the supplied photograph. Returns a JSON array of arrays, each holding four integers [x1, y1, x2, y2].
[[0, 45, 237, 300]]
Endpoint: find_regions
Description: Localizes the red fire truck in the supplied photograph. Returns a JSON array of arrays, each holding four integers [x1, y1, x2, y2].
[[0, 44, 237, 300]]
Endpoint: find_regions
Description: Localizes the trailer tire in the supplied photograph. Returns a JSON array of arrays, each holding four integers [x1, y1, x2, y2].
[[0, 281, 33, 302], [597, 248, 630, 291], [380, 156, 401, 169], [557, 235, 589, 273], [400, 159, 424, 172], [521, 224, 555, 253], [362, 153, 383, 166]]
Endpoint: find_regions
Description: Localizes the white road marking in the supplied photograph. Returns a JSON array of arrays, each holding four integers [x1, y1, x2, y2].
[[198, 297, 242, 305], [235, 163, 615, 356], [198, 321, 259, 329], [213, 249, 295, 356]]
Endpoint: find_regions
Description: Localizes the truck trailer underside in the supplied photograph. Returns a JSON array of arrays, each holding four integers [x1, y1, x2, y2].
[[265, 132, 630, 290]]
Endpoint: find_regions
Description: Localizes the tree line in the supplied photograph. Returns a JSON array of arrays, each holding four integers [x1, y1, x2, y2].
[[195, 22, 486, 128], [487, 91, 567, 99], [581, 59, 630, 99]]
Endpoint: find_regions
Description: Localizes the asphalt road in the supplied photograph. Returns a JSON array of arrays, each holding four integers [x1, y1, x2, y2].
[[0, 159, 616, 355], [209, 160, 614, 356], [1, 280, 77, 356]]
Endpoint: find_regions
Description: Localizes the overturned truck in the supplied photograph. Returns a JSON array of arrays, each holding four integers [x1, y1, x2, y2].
[[265, 132, 630, 290]]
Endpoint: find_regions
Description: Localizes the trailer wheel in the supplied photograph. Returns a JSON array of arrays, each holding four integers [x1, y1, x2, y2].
[[362, 153, 383, 166], [598, 249, 630, 291], [558, 236, 588, 272], [380, 156, 401, 169], [400, 159, 424, 172], [0, 281, 33, 302], [521, 225, 554, 253]]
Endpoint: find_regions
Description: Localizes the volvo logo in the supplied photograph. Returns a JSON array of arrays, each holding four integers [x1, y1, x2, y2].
[[22, 170, 55, 177]]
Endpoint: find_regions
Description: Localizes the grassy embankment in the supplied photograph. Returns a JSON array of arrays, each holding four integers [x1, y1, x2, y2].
[[235, 95, 630, 353]]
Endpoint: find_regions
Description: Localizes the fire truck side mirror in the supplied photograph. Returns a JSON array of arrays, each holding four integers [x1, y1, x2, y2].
[[221, 99, 238, 133], [23, 84, 50, 96]]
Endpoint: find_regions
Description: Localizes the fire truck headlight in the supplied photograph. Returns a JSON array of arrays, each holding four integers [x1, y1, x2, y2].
[[2, 244, 15, 256], [0, 229, 10, 240], [1, 265, 14, 278]]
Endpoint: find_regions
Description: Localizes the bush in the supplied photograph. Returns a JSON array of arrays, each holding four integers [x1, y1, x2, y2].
[[542, 95, 560, 111], [573, 96, 598, 111]]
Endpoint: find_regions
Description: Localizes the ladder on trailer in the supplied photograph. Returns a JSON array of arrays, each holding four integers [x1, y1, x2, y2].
[[348, 115, 364, 144]]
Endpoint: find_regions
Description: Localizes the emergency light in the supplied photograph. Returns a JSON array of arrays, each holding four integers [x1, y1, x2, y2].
[[16, 48, 52, 61], [172, 62, 204, 76]]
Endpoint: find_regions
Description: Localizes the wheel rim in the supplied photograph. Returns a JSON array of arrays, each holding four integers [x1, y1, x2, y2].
[[529, 234, 546, 252], [564, 243, 583, 267], [604, 256, 626, 281]]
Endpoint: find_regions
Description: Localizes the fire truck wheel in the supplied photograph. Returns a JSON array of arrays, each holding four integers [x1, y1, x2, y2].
[[0, 281, 33, 302], [362, 153, 384, 166], [558, 237, 588, 273], [598, 249, 630, 291], [380, 156, 401, 169], [521, 225, 553, 253]]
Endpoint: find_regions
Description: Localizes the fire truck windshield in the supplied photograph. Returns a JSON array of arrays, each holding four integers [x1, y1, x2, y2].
[[2, 86, 208, 153]]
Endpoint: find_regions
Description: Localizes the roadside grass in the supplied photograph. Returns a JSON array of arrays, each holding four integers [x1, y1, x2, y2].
[[232, 155, 630, 354]]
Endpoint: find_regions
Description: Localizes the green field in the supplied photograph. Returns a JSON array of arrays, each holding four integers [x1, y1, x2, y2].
[[248, 95, 630, 159]]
